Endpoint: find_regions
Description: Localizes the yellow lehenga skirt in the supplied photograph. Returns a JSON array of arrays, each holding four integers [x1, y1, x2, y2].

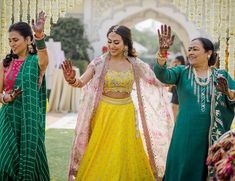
[[75, 95, 155, 181]]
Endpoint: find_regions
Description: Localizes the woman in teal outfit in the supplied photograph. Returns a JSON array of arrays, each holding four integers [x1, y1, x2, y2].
[[154, 25, 235, 181]]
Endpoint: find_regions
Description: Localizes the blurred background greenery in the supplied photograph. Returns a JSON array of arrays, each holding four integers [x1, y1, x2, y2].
[[46, 17, 185, 74], [46, 129, 74, 181], [46, 17, 91, 74]]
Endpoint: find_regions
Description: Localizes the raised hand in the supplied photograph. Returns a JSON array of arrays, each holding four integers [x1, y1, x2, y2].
[[32, 11, 46, 37], [157, 24, 175, 51], [61, 60, 76, 83]]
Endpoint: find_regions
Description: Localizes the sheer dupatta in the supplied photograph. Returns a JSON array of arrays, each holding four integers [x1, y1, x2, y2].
[[68, 54, 174, 180]]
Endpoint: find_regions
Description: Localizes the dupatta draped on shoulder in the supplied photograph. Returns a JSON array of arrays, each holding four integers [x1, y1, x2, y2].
[[68, 54, 174, 180], [0, 55, 49, 180]]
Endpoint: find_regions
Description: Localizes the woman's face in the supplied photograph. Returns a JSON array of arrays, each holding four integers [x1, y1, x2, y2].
[[187, 40, 211, 67], [9, 31, 30, 56], [107, 32, 126, 57]]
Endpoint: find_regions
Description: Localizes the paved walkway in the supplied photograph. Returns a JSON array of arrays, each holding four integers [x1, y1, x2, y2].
[[46, 112, 77, 129]]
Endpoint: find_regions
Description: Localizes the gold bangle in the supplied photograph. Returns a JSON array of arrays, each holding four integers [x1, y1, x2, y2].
[[156, 51, 167, 65], [157, 57, 167, 62], [71, 79, 78, 87], [156, 51, 167, 58], [157, 49, 168, 57], [68, 78, 76, 84], [156, 53, 167, 61], [71, 79, 83, 87]]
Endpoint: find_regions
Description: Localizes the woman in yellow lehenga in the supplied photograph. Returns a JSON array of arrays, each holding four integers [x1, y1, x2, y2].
[[62, 25, 174, 181]]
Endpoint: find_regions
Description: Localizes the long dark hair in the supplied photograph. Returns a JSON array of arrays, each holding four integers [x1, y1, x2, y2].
[[175, 55, 185, 65], [3, 22, 37, 68], [107, 25, 137, 57], [192, 37, 217, 66]]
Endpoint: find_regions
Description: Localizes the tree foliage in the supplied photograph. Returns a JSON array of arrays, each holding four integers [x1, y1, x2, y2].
[[47, 17, 91, 62]]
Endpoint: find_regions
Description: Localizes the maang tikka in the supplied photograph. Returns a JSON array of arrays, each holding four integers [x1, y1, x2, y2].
[[112, 25, 120, 33]]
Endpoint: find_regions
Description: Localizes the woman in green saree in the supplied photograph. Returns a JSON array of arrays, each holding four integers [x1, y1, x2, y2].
[[154, 25, 235, 181], [0, 11, 50, 180]]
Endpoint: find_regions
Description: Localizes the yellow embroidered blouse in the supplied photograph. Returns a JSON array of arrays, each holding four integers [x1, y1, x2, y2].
[[103, 69, 134, 93]]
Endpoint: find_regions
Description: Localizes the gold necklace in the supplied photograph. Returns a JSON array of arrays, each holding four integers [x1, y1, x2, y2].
[[193, 67, 211, 86]]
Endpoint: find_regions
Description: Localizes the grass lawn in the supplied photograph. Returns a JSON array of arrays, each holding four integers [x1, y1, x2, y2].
[[46, 129, 74, 181], [45, 121, 235, 181]]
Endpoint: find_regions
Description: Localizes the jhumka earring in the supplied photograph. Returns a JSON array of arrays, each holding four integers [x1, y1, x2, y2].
[[123, 47, 128, 57], [28, 44, 34, 53], [208, 55, 211, 60]]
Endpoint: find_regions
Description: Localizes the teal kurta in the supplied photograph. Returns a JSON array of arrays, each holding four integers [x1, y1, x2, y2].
[[154, 63, 235, 181], [0, 55, 50, 181]]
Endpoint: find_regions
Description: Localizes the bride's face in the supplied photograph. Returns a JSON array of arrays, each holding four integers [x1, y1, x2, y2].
[[107, 32, 125, 57]]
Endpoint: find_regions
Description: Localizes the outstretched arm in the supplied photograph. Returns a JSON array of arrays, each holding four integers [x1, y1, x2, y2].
[[61, 60, 95, 88], [154, 24, 181, 85], [156, 24, 174, 66]]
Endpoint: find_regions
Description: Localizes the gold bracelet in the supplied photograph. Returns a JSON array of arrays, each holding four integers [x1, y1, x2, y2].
[[68, 78, 76, 84], [157, 56, 167, 61], [71, 79, 78, 87], [156, 51, 167, 62], [71, 79, 83, 87], [156, 51, 167, 58]]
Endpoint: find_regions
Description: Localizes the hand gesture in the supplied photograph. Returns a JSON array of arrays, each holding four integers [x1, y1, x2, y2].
[[215, 76, 229, 96], [3, 87, 23, 103], [32, 11, 46, 37], [61, 60, 76, 82], [157, 24, 175, 51]]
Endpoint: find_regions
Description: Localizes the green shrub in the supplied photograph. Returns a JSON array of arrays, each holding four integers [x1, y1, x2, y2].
[[47, 17, 91, 61], [72, 60, 88, 74]]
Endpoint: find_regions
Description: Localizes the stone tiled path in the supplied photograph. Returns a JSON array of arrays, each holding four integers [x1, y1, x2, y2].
[[46, 112, 77, 129]]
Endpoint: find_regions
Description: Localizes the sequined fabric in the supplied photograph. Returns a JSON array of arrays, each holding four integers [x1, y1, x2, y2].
[[3, 59, 24, 93], [103, 69, 134, 93], [3, 59, 44, 92]]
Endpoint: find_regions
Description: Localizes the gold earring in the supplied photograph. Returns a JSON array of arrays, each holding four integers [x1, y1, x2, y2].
[[123, 48, 128, 57], [28, 44, 33, 53], [208, 55, 210, 60]]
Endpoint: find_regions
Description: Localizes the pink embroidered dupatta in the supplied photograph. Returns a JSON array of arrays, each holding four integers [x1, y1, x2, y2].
[[68, 54, 174, 180]]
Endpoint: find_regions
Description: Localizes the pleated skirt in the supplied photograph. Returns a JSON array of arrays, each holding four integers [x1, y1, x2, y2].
[[75, 95, 155, 181]]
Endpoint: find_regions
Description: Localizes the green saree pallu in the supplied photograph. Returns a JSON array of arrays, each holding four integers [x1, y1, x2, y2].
[[0, 55, 50, 181]]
